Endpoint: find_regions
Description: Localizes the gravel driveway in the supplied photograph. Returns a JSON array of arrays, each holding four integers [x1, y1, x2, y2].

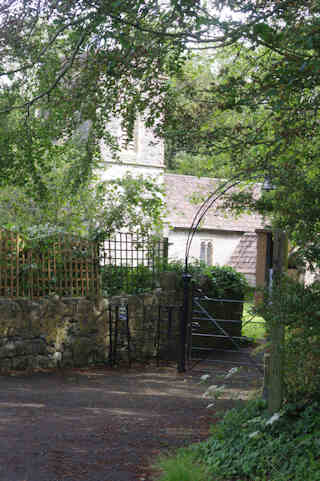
[[0, 363, 261, 481]]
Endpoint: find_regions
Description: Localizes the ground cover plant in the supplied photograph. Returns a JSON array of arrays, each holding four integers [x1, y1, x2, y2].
[[155, 399, 320, 481]]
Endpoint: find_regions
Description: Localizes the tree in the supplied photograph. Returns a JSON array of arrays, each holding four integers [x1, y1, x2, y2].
[[161, 1, 320, 266], [162, 53, 219, 173], [0, 0, 205, 236], [3, 0, 320, 261], [0, 0, 205, 188], [162, 50, 248, 178], [0, 170, 165, 239]]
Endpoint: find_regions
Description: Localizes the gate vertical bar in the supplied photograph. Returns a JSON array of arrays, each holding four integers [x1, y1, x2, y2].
[[178, 272, 192, 373], [156, 305, 161, 367], [114, 306, 119, 366], [126, 304, 131, 368], [108, 305, 113, 366]]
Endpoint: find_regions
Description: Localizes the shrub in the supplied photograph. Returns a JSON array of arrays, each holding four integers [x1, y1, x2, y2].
[[199, 265, 249, 299], [164, 258, 206, 282], [101, 263, 157, 296], [284, 283, 320, 402], [101, 259, 250, 305], [192, 399, 320, 481], [165, 260, 249, 299]]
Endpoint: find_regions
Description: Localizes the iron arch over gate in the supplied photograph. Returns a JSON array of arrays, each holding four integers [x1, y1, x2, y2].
[[177, 174, 265, 375]]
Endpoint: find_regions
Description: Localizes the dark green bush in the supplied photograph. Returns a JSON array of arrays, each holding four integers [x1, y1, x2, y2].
[[164, 258, 205, 279], [191, 399, 320, 481], [101, 263, 157, 296], [164, 260, 249, 299], [199, 265, 249, 299], [101, 259, 250, 302]]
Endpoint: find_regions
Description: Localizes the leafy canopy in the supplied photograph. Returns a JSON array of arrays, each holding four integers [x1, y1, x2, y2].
[[161, 1, 320, 265], [0, 0, 204, 235], [3, 1, 320, 257], [0, 170, 165, 239], [0, 0, 204, 187]]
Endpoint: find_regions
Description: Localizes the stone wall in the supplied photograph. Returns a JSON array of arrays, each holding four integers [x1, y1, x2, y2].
[[0, 272, 182, 371]]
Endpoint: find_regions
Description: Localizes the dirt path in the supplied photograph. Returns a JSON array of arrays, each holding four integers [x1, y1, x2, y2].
[[0, 363, 262, 481]]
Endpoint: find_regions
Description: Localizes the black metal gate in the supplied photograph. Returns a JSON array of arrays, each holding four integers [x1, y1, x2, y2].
[[177, 175, 269, 374], [186, 293, 264, 374]]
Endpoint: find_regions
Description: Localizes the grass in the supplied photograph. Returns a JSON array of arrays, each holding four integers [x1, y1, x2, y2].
[[154, 450, 209, 481], [241, 302, 266, 340]]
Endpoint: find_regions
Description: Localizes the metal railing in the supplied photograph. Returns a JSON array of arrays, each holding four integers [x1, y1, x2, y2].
[[99, 232, 169, 296]]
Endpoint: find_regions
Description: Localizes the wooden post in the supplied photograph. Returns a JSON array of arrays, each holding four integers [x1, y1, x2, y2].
[[268, 230, 287, 414], [262, 353, 270, 401], [255, 229, 273, 304], [255, 230, 268, 291]]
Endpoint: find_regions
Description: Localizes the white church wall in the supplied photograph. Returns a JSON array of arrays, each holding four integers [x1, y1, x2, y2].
[[167, 228, 243, 267], [100, 116, 164, 181], [99, 163, 163, 182]]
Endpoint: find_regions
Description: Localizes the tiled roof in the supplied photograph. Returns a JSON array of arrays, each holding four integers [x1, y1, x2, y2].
[[164, 173, 265, 232], [228, 232, 257, 275]]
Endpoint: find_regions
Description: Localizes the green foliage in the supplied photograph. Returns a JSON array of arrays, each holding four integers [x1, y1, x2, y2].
[[3, 1, 320, 270], [4, 0, 320, 268], [162, 53, 229, 176], [162, 3, 320, 267], [162, 51, 242, 179], [0, 172, 165, 239], [101, 263, 158, 296], [163, 258, 206, 279], [167, 152, 219, 177], [96, 173, 165, 238], [0, 0, 202, 187], [155, 450, 209, 481], [190, 399, 320, 481], [164, 260, 249, 299], [242, 303, 266, 340], [199, 265, 249, 300], [256, 278, 320, 402], [101, 259, 249, 299], [156, 398, 318, 481], [157, 396, 320, 480]]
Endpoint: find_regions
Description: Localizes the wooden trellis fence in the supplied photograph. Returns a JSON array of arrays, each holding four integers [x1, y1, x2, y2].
[[0, 230, 99, 298]]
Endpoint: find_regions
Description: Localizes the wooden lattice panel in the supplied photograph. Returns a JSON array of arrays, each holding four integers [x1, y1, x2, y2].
[[0, 229, 21, 297], [0, 230, 100, 298]]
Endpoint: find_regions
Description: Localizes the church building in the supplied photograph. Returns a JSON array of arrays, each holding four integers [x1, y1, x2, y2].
[[100, 117, 264, 286]]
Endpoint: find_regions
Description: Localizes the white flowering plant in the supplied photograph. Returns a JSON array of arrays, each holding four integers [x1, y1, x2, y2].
[[200, 367, 241, 408]]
